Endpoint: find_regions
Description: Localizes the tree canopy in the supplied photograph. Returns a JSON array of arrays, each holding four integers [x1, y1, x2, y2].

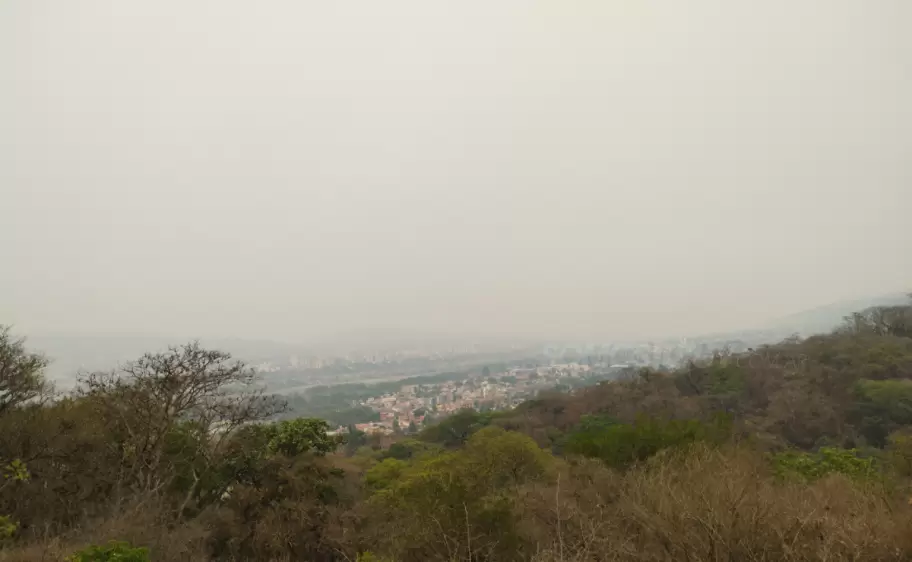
[[2, 297, 912, 561]]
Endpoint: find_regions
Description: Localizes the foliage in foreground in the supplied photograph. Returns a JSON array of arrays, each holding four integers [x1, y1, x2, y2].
[[1, 296, 912, 561]]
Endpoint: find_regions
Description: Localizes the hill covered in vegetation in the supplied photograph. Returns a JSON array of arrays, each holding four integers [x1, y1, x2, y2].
[[2, 296, 912, 561]]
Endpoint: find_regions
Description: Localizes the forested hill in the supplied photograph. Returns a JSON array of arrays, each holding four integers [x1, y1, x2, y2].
[[763, 291, 911, 336], [2, 296, 912, 561]]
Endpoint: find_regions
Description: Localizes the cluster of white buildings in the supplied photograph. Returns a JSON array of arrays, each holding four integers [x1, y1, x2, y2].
[[331, 363, 604, 435]]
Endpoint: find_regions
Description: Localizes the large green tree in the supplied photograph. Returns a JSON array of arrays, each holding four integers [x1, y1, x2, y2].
[[367, 427, 553, 561]]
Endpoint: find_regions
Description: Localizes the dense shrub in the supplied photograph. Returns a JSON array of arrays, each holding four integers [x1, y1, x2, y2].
[[417, 408, 503, 447], [67, 541, 149, 562], [379, 438, 442, 461], [366, 427, 553, 561], [772, 447, 879, 482], [564, 413, 732, 468], [852, 378, 912, 446], [0, 516, 15, 541]]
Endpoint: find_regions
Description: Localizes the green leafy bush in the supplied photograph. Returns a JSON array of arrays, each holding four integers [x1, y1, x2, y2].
[[564, 413, 731, 468], [3, 458, 30, 482], [67, 540, 150, 562], [417, 408, 499, 447], [380, 438, 442, 461], [853, 379, 912, 446], [0, 515, 17, 540], [251, 417, 339, 457], [365, 458, 409, 491], [772, 447, 878, 482], [368, 427, 552, 561]]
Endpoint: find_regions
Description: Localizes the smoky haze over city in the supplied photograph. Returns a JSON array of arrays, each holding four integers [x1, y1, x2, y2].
[[6, 5, 912, 560], [2, 1, 910, 347]]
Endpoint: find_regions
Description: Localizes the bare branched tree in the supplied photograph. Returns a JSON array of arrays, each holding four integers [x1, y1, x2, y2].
[[78, 341, 286, 511]]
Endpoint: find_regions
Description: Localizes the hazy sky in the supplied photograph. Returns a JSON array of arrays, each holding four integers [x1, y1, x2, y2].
[[2, 1, 910, 343]]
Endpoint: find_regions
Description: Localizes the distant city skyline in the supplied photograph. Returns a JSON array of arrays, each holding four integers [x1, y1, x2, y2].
[[22, 290, 908, 386]]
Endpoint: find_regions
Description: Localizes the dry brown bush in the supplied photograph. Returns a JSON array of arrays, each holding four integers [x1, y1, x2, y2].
[[518, 445, 912, 562], [0, 499, 208, 562]]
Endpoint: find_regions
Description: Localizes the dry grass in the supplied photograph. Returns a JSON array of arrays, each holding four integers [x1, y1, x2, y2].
[[0, 500, 209, 562], [519, 445, 912, 562]]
